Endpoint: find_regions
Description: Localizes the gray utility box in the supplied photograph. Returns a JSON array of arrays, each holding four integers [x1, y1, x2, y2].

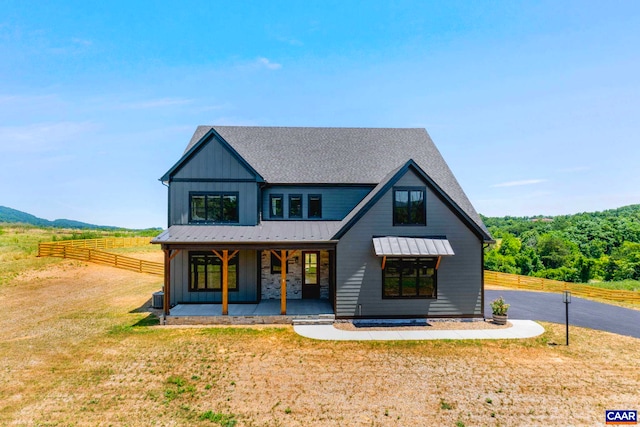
[[152, 291, 164, 309]]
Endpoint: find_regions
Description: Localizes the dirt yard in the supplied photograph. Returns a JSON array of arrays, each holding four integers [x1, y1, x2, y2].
[[1, 254, 639, 426]]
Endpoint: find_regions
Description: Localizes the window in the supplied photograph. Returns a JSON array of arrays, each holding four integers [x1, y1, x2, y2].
[[383, 258, 436, 298], [270, 194, 283, 218], [393, 188, 425, 225], [270, 251, 288, 274], [189, 192, 238, 223], [308, 194, 322, 218], [289, 194, 302, 218], [189, 252, 238, 292]]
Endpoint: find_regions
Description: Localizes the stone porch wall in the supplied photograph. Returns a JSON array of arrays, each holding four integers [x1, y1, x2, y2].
[[261, 250, 330, 300]]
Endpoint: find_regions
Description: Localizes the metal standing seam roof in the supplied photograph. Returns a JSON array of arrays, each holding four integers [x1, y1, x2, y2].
[[151, 221, 343, 245], [372, 237, 455, 257]]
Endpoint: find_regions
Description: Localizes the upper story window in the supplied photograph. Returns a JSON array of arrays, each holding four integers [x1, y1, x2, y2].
[[308, 194, 322, 219], [190, 192, 239, 223], [289, 194, 302, 218], [393, 187, 426, 225], [270, 194, 283, 218]]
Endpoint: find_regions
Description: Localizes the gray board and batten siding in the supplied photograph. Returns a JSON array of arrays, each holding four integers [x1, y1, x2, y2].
[[167, 134, 260, 226], [335, 168, 484, 318], [169, 250, 259, 305], [261, 185, 373, 221]]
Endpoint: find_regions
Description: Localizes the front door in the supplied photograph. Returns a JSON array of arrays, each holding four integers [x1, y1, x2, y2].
[[302, 251, 320, 299]]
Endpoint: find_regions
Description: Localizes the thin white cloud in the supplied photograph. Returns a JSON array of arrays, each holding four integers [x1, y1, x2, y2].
[[276, 36, 303, 46], [558, 166, 590, 173], [71, 37, 92, 46], [491, 179, 547, 188], [0, 121, 98, 153], [121, 98, 193, 109], [256, 57, 282, 70]]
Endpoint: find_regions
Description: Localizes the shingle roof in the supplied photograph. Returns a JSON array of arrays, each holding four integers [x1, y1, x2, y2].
[[170, 125, 491, 241]]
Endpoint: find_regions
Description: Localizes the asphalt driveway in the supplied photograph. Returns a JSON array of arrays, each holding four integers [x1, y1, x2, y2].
[[485, 290, 640, 339]]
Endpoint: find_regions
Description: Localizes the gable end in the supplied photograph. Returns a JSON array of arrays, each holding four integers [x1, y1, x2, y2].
[[333, 160, 492, 242], [160, 128, 264, 183]]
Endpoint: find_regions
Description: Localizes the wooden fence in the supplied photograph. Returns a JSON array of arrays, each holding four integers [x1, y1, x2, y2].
[[38, 237, 152, 251], [38, 238, 163, 277], [36, 238, 639, 303], [485, 270, 640, 304]]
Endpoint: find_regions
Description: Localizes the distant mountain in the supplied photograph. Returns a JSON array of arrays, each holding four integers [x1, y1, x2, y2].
[[0, 206, 117, 229]]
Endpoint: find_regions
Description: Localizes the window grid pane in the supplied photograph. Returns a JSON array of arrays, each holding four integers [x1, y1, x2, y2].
[[191, 195, 206, 221], [189, 253, 239, 292], [383, 258, 436, 299], [308, 195, 322, 218], [394, 188, 426, 225], [289, 195, 302, 218], [270, 195, 283, 218]]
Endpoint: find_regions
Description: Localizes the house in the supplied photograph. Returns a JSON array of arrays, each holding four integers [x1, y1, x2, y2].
[[152, 126, 493, 322]]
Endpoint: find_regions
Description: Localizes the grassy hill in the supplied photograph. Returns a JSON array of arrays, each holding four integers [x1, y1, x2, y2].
[[0, 206, 117, 229]]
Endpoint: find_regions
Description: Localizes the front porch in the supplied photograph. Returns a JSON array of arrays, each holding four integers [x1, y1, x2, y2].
[[164, 299, 335, 325]]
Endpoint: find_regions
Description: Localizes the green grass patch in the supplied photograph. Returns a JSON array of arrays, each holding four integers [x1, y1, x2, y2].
[[585, 279, 640, 292], [198, 411, 237, 426]]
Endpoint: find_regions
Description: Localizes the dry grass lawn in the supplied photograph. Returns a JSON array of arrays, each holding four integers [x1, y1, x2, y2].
[[0, 249, 639, 426]]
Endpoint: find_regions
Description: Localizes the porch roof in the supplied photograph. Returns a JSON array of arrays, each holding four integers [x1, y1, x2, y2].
[[152, 221, 342, 246], [372, 237, 455, 257]]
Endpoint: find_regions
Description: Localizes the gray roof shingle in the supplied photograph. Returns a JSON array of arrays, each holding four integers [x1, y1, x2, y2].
[[169, 125, 491, 241]]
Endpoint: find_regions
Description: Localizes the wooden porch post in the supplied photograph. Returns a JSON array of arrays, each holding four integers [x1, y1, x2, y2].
[[212, 250, 239, 315], [162, 249, 181, 317], [269, 250, 298, 315], [222, 250, 229, 315], [163, 249, 171, 316], [280, 250, 287, 315]]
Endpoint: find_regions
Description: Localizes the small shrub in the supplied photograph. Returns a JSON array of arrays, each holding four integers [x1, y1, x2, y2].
[[440, 399, 453, 410], [490, 296, 510, 315], [167, 376, 186, 387]]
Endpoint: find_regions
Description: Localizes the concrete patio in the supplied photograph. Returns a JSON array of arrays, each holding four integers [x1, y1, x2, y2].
[[164, 299, 334, 325]]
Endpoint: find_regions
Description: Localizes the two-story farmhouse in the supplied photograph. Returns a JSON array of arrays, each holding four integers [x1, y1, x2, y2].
[[152, 126, 493, 322]]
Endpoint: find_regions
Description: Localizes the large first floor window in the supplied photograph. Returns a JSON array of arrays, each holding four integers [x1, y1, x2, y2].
[[190, 192, 239, 223], [393, 188, 426, 225], [189, 252, 238, 292], [383, 258, 436, 298]]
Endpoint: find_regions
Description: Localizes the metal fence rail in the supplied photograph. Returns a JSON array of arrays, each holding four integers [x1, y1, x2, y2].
[[38, 238, 163, 277], [484, 270, 640, 303]]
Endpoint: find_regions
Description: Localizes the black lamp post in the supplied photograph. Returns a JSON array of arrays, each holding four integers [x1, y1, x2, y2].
[[563, 291, 571, 345]]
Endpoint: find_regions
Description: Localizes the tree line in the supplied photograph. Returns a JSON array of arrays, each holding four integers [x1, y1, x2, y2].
[[482, 204, 640, 283]]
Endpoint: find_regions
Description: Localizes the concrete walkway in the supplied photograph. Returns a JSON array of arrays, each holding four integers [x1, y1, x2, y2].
[[293, 319, 544, 341]]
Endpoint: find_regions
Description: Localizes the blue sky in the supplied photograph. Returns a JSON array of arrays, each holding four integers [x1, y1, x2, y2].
[[1, 1, 639, 229]]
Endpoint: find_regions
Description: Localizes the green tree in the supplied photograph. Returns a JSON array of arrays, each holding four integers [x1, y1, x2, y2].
[[537, 233, 577, 270]]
